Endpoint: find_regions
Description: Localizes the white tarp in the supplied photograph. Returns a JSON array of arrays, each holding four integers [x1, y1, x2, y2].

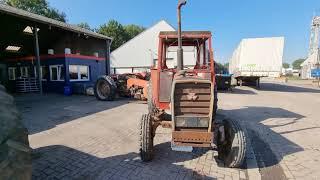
[[229, 37, 284, 77]]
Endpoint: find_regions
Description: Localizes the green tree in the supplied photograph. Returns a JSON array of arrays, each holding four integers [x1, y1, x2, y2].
[[96, 20, 145, 51], [215, 62, 228, 74], [3, 0, 66, 22], [124, 24, 145, 40], [97, 20, 129, 51], [224, 62, 229, 69], [283, 62, 290, 69], [292, 59, 305, 69], [77, 22, 91, 31]]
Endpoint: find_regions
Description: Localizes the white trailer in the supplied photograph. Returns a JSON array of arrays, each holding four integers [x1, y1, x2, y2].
[[229, 37, 284, 87]]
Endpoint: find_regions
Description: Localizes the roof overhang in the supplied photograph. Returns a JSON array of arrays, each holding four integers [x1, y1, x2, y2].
[[159, 31, 212, 39], [159, 31, 212, 46], [0, 3, 112, 41]]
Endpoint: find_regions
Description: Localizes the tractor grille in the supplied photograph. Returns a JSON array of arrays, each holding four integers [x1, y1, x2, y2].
[[174, 82, 211, 116]]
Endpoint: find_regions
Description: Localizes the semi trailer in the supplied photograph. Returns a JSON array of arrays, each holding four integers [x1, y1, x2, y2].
[[229, 37, 284, 87]]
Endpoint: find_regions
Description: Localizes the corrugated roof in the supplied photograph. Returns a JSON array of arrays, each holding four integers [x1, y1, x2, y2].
[[0, 3, 112, 41]]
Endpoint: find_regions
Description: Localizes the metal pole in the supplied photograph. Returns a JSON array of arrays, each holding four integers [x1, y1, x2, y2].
[[106, 39, 112, 75], [34, 25, 43, 95], [177, 0, 187, 71]]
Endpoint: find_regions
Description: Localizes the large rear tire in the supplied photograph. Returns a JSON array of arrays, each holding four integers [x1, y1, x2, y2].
[[0, 85, 32, 180], [94, 75, 116, 101], [139, 114, 154, 162], [217, 118, 246, 168]]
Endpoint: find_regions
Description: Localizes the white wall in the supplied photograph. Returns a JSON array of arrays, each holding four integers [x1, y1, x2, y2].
[[111, 20, 175, 74], [110, 20, 199, 74]]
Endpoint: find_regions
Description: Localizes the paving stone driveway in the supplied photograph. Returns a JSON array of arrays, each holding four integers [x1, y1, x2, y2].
[[16, 94, 248, 180], [219, 82, 320, 180]]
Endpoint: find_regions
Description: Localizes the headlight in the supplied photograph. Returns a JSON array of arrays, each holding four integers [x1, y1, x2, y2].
[[198, 118, 209, 127], [175, 117, 209, 127]]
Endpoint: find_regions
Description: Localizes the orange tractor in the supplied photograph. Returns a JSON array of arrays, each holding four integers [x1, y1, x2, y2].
[[94, 0, 246, 167]]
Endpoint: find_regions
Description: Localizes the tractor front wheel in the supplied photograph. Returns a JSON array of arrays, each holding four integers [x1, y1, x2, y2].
[[139, 114, 154, 162], [217, 118, 246, 168]]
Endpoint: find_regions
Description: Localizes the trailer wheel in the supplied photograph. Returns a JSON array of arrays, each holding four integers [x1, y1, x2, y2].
[[0, 85, 32, 180], [94, 75, 116, 101], [256, 78, 260, 89], [139, 114, 154, 162], [217, 118, 246, 168]]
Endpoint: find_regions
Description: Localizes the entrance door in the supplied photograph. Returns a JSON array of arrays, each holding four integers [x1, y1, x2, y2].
[[0, 64, 7, 85]]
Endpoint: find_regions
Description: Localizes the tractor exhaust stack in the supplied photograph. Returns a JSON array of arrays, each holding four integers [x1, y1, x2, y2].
[[177, 0, 187, 71]]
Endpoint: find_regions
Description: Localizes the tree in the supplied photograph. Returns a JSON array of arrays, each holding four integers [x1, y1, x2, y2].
[[292, 59, 305, 69], [124, 24, 145, 40], [3, 0, 66, 22], [96, 20, 145, 51], [97, 20, 129, 51], [77, 22, 91, 31], [215, 62, 228, 74], [224, 63, 229, 69], [283, 62, 290, 69]]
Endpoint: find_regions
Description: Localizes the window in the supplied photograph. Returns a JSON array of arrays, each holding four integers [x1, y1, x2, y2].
[[41, 66, 48, 80], [34, 66, 48, 81], [8, 67, 16, 80], [50, 65, 65, 81], [69, 65, 90, 81], [20, 67, 29, 78]]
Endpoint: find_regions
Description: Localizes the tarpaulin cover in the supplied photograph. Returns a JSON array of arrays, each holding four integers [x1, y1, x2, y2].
[[229, 37, 284, 77]]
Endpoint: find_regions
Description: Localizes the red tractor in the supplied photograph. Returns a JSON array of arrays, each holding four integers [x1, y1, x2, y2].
[[94, 0, 246, 168]]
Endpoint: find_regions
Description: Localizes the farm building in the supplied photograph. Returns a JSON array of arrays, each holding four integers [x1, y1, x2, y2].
[[110, 20, 198, 74], [0, 4, 112, 94]]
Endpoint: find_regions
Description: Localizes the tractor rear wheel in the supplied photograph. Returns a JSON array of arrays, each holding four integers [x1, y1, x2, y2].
[[217, 118, 246, 168], [94, 75, 116, 101], [0, 85, 32, 180], [139, 114, 154, 162]]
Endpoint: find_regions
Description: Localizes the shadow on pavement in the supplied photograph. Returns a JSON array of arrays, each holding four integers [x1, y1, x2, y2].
[[32, 142, 217, 180], [218, 87, 257, 95], [260, 83, 320, 93], [15, 94, 130, 134], [219, 106, 306, 178]]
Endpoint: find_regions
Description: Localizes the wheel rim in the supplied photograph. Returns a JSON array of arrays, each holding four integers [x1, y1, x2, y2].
[[224, 123, 234, 156], [219, 121, 234, 159], [97, 81, 110, 98]]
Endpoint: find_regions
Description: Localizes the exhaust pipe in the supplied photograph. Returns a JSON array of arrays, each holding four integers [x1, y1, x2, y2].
[[177, 0, 187, 71]]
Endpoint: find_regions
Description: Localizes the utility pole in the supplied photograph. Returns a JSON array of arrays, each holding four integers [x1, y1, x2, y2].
[[33, 25, 43, 95]]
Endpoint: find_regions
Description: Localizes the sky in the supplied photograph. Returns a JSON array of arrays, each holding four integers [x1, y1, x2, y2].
[[48, 0, 320, 64]]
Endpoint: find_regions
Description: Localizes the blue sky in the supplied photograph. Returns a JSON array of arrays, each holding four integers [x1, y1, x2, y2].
[[48, 0, 320, 64]]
